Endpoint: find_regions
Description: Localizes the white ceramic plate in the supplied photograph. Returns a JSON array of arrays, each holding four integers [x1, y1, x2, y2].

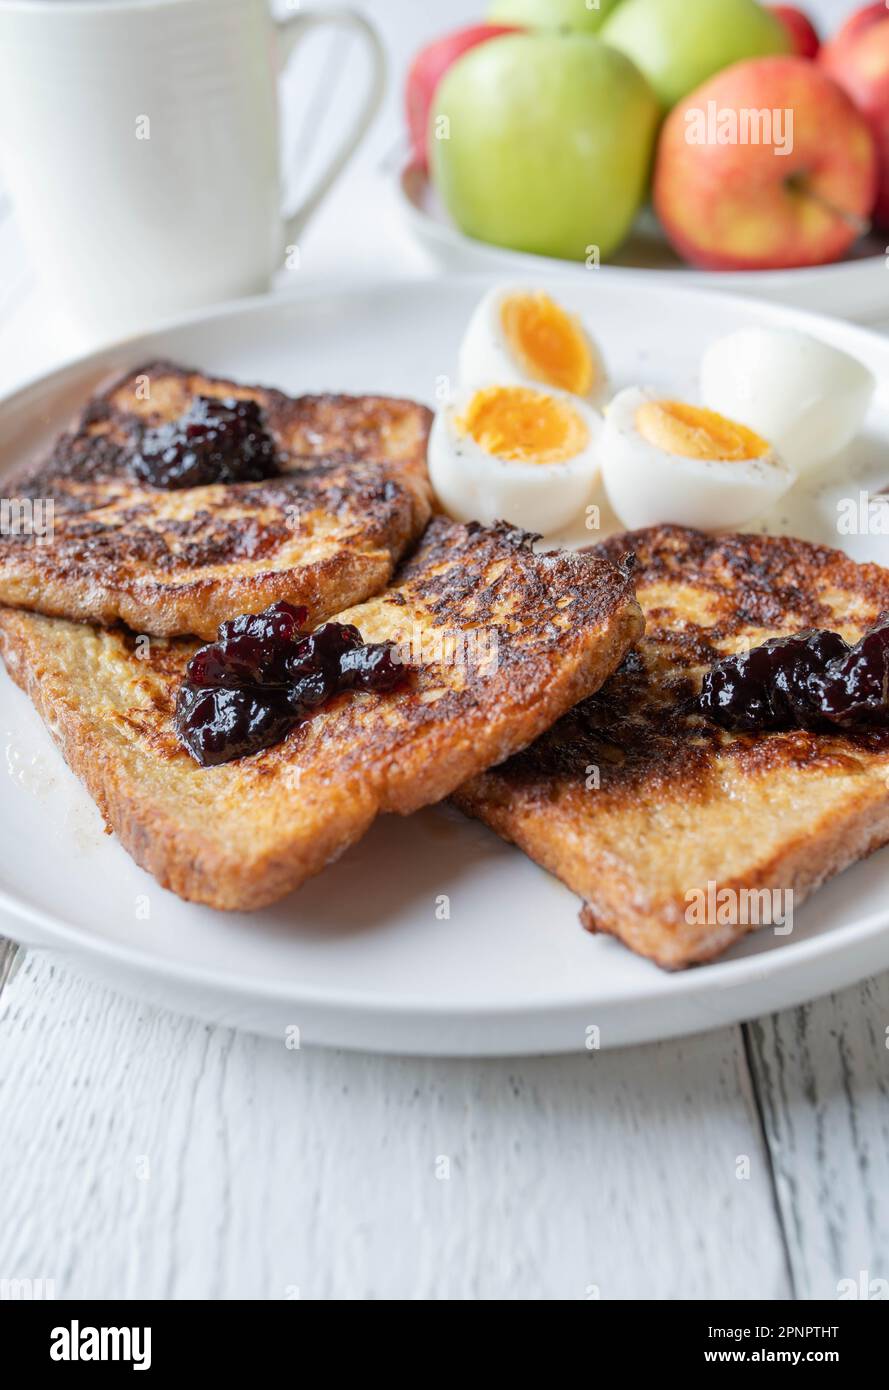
[[397, 163, 889, 324], [2, 275, 889, 1055]]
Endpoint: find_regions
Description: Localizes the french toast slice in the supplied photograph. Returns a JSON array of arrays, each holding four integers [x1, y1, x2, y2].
[[455, 526, 889, 969], [0, 361, 433, 640], [0, 519, 643, 912]]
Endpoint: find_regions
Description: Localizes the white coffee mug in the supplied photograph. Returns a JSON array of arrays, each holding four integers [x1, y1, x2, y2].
[[0, 0, 385, 340]]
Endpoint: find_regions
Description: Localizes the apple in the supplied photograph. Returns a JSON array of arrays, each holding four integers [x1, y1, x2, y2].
[[431, 33, 660, 261], [601, 0, 789, 109], [821, 4, 889, 226], [767, 6, 820, 59], [653, 56, 877, 270], [405, 25, 521, 170], [487, 0, 624, 32], [828, 3, 888, 44]]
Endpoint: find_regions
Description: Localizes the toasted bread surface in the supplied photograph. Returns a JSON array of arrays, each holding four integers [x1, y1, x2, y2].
[[0, 520, 643, 911], [455, 526, 889, 969], [1, 361, 433, 639]]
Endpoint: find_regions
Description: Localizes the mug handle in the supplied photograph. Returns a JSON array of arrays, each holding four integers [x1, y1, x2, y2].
[[275, 7, 386, 243]]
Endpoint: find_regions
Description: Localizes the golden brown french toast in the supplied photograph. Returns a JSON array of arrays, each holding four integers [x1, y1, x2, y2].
[[455, 526, 889, 969], [0, 519, 643, 911], [0, 361, 433, 640]]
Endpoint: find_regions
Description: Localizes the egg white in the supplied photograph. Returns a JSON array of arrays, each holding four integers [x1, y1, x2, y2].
[[428, 385, 602, 535], [700, 327, 875, 476], [600, 386, 797, 533], [458, 284, 609, 406]]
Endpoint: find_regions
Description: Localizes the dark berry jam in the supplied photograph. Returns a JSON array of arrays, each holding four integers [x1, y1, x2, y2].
[[175, 600, 409, 766], [700, 612, 889, 732], [132, 395, 278, 490], [175, 685, 295, 767], [217, 603, 306, 645]]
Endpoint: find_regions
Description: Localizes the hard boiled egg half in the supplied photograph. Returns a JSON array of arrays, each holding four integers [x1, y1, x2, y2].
[[600, 388, 797, 532], [429, 383, 602, 534], [458, 285, 609, 406], [700, 327, 875, 476]]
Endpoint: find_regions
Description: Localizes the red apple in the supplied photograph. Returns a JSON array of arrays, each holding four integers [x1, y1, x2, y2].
[[767, 6, 820, 59], [654, 57, 877, 271], [405, 24, 521, 170], [829, 3, 887, 44], [821, 4, 889, 226]]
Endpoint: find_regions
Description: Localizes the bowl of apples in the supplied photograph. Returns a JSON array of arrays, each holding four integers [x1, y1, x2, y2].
[[398, 0, 889, 321]]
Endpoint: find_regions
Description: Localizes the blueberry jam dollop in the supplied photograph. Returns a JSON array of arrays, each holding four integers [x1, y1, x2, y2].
[[699, 612, 889, 733], [132, 395, 278, 490], [175, 600, 409, 767]]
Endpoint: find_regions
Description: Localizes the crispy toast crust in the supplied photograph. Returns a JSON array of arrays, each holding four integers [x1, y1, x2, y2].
[[1, 361, 433, 639], [455, 526, 889, 969], [0, 520, 643, 911]]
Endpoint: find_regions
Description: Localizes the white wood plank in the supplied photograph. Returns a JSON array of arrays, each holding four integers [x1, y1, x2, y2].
[[0, 952, 789, 1300], [0, 939, 20, 998], [746, 974, 889, 1300]]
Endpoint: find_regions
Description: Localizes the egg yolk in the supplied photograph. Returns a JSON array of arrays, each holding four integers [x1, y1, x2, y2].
[[636, 400, 770, 462], [501, 292, 596, 398], [459, 386, 589, 465]]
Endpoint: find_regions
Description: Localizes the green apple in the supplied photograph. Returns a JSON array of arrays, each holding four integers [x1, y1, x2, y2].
[[601, 0, 789, 108], [487, 0, 624, 31], [431, 33, 660, 261]]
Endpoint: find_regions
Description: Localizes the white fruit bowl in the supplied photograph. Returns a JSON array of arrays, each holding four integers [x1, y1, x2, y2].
[[396, 162, 889, 324]]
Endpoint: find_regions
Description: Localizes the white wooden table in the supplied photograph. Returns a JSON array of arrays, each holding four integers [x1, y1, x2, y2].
[[2, 0, 888, 1302]]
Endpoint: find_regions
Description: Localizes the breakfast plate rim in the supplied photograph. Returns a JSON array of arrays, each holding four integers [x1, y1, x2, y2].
[[2, 876, 889, 1019]]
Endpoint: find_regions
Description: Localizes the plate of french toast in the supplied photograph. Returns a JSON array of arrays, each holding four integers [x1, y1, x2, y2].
[[1, 277, 887, 1053]]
